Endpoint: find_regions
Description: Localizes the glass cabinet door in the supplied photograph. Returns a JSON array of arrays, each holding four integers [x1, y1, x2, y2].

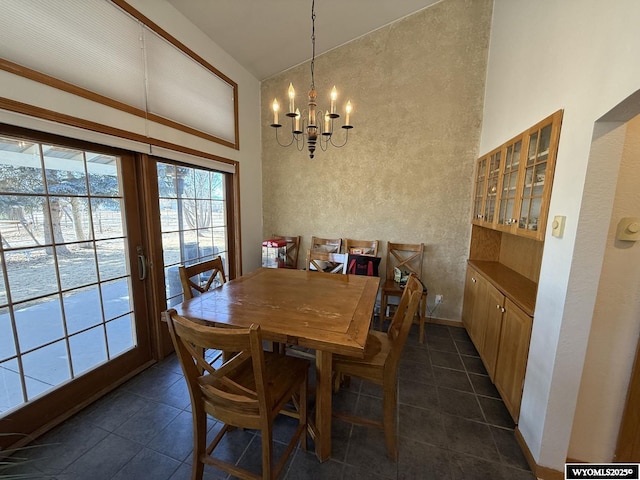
[[497, 139, 522, 230], [472, 156, 488, 223], [483, 150, 501, 226], [517, 123, 552, 236]]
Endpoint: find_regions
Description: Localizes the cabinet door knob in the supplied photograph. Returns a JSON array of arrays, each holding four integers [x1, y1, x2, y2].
[[472, 277, 477, 283], [501, 307, 506, 313]]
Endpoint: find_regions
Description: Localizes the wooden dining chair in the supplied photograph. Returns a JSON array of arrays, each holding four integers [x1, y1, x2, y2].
[[178, 256, 227, 300], [310, 236, 342, 254], [344, 238, 379, 256], [379, 242, 428, 343], [165, 309, 309, 480], [305, 250, 347, 273], [272, 235, 301, 269], [332, 274, 422, 461]]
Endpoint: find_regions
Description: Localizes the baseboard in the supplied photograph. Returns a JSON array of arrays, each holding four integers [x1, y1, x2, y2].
[[425, 317, 463, 328], [515, 427, 564, 480]]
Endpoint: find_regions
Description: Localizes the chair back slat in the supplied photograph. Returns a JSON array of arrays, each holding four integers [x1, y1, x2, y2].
[[306, 250, 347, 273], [344, 238, 379, 256], [179, 256, 227, 300], [385, 242, 425, 280], [310, 236, 342, 254]]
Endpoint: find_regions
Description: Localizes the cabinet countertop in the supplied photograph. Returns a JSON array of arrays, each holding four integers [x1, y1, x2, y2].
[[467, 260, 536, 316]]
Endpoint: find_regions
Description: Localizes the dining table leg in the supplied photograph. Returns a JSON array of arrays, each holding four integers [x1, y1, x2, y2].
[[315, 350, 332, 461]]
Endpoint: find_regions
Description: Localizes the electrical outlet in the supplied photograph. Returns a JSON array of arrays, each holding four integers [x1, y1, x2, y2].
[[435, 294, 443, 304]]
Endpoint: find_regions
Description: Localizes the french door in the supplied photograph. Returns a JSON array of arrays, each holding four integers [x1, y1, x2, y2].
[[0, 129, 152, 449]]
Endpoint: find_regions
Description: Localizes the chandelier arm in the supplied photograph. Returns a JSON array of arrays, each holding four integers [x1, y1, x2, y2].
[[328, 128, 350, 148], [318, 136, 329, 152], [274, 125, 296, 148]]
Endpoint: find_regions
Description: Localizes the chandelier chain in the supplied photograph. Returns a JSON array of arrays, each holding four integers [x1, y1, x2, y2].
[[310, 0, 316, 91]]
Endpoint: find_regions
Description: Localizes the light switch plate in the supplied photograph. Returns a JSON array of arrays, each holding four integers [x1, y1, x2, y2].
[[551, 215, 566, 238], [616, 217, 640, 242]]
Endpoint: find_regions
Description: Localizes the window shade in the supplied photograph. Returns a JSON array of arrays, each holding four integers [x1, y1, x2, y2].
[[0, 0, 237, 148], [144, 27, 236, 145]]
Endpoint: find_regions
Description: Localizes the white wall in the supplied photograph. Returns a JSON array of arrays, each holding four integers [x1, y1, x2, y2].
[[569, 114, 640, 461], [482, 0, 640, 471], [0, 0, 263, 273]]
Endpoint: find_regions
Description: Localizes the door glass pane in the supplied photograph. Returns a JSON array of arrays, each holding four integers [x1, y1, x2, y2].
[[22, 340, 71, 399], [15, 296, 64, 352], [106, 314, 134, 357], [519, 123, 551, 233], [157, 162, 228, 307], [0, 134, 137, 417], [69, 326, 108, 376]]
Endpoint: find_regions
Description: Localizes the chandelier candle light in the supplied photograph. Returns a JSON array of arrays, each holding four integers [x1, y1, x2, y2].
[[270, 0, 353, 159]]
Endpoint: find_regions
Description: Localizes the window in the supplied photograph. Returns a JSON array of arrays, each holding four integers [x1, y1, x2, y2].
[[157, 162, 229, 307]]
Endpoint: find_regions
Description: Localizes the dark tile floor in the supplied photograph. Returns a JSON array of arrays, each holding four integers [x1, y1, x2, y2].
[[5, 323, 535, 479]]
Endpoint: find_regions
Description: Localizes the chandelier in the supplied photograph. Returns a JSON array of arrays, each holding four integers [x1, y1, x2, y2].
[[270, 0, 353, 159]]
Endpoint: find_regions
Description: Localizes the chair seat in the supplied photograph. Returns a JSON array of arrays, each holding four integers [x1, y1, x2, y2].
[[381, 279, 403, 295], [201, 352, 309, 412], [334, 331, 388, 370]]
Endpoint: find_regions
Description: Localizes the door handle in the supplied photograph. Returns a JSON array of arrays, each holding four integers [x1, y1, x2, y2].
[[136, 246, 147, 281]]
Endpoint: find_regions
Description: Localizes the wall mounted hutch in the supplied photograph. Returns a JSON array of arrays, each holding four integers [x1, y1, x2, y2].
[[463, 110, 563, 421]]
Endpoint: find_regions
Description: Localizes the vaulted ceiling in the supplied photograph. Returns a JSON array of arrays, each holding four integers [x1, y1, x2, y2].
[[167, 0, 441, 80]]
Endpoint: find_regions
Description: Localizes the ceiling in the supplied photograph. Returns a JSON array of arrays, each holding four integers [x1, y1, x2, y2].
[[167, 0, 441, 81]]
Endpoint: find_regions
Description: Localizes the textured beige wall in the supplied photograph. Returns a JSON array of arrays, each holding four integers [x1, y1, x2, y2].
[[261, 0, 492, 322]]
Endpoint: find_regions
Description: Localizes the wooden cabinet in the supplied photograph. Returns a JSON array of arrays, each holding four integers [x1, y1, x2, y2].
[[471, 110, 563, 240], [494, 299, 532, 421], [463, 266, 504, 381], [462, 266, 478, 331], [483, 282, 505, 381], [462, 262, 535, 422]]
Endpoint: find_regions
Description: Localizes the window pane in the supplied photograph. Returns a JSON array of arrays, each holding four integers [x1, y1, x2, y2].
[[22, 340, 71, 400], [0, 137, 45, 194], [58, 244, 98, 290], [87, 153, 120, 197], [6, 248, 58, 303], [101, 279, 132, 322], [91, 198, 124, 240], [0, 195, 48, 248], [69, 326, 108, 376], [97, 239, 128, 281], [15, 296, 64, 352], [42, 145, 87, 196], [64, 286, 102, 335], [106, 314, 135, 357], [159, 198, 178, 232], [162, 232, 181, 267]]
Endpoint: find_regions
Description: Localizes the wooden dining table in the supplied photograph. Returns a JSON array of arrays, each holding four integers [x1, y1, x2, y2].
[[172, 267, 380, 461]]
